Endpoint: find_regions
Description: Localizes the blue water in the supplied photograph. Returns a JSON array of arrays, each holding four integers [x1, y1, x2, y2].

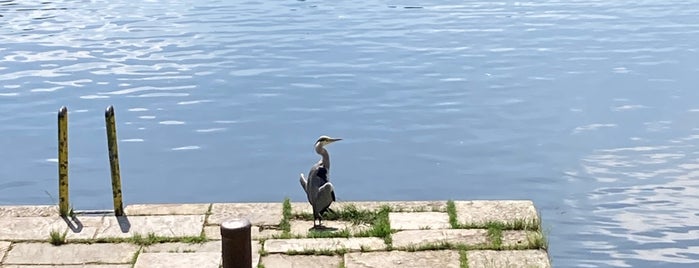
[[2, 0, 699, 266]]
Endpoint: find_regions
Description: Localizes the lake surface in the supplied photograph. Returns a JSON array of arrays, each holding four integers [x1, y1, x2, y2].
[[2, 0, 699, 266]]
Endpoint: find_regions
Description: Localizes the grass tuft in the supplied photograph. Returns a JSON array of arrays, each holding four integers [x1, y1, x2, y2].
[[487, 222, 503, 249], [447, 200, 458, 228], [280, 197, 292, 233], [459, 250, 469, 268], [49, 229, 67, 246]]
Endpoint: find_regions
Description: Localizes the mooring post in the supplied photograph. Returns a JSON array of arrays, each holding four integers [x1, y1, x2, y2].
[[221, 219, 252, 268], [57, 106, 70, 216], [105, 105, 124, 216]]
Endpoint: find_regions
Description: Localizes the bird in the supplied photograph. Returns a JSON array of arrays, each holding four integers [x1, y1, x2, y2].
[[299, 135, 342, 228]]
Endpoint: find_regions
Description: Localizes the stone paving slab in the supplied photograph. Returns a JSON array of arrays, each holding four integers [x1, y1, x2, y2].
[[502, 230, 542, 248], [264, 237, 386, 253], [1, 241, 11, 261], [94, 215, 205, 239], [292, 201, 447, 215], [1, 265, 131, 268], [134, 252, 220, 268], [204, 225, 280, 241], [64, 215, 105, 241], [209, 203, 282, 226], [0, 205, 58, 217], [125, 203, 210, 216], [3, 243, 139, 265], [467, 250, 551, 268], [392, 229, 489, 249], [345, 250, 460, 268], [0, 217, 68, 241], [389, 212, 450, 230], [455, 200, 538, 226], [142, 241, 220, 253], [290, 220, 371, 237], [260, 254, 342, 268]]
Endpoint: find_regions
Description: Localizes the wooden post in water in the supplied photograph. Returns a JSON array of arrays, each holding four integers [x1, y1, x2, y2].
[[105, 105, 124, 216], [221, 219, 252, 268], [57, 106, 70, 216]]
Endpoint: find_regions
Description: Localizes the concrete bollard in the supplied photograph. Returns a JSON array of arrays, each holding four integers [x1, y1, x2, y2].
[[221, 219, 252, 268]]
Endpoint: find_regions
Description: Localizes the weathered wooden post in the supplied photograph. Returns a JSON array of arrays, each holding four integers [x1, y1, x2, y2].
[[221, 219, 252, 268], [57, 106, 70, 216], [105, 105, 124, 216]]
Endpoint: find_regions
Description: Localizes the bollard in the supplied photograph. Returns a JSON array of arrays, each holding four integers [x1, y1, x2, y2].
[[221, 219, 252, 268], [105, 105, 124, 216], [57, 106, 70, 216]]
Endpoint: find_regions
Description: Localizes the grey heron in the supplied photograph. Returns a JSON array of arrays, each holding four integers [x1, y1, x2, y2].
[[299, 135, 342, 228]]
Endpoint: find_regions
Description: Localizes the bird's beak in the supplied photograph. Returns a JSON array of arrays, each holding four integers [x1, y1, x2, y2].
[[329, 138, 342, 143]]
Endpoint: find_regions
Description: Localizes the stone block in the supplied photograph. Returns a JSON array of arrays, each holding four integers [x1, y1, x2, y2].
[[290, 220, 371, 237], [0, 205, 58, 217], [1, 240, 11, 260], [204, 225, 280, 240], [0, 217, 67, 241], [502, 230, 544, 248], [260, 254, 342, 268], [389, 212, 450, 230], [264, 237, 386, 253], [345, 250, 460, 268], [0, 264, 132, 268], [94, 215, 205, 239], [64, 215, 105, 241], [454, 201, 538, 226], [3, 242, 138, 265], [291, 201, 447, 215], [392, 229, 489, 249], [209, 203, 282, 226], [125, 203, 211, 216], [142, 241, 220, 253], [466, 250, 551, 268], [134, 252, 220, 268]]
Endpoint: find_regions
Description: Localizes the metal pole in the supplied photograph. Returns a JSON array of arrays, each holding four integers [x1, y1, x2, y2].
[[57, 106, 70, 216], [105, 105, 124, 216], [221, 219, 252, 268]]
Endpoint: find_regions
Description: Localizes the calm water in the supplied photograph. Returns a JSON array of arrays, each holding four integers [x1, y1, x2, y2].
[[2, 0, 699, 266]]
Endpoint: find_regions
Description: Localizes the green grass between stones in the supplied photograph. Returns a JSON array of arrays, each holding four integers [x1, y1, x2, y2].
[[49, 229, 67, 246]]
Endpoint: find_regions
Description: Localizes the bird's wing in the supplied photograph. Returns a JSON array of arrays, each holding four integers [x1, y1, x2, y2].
[[317, 182, 335, 215], [299, 173, 308, 193]]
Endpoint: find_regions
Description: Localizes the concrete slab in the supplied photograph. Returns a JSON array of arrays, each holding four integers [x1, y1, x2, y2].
[[389, 212, 450, 230], [290, 220, 371, 237], [264, 237, 386, 253], [502, 230, 542, 248], [0, 205, 58, 217], [352, 201, 448, 212], [64, 215, 104, 241], [134, 252, 220, 268], [93, 215, 205, 239], [260, 254, 342, 268], [209, 203, 282, 226], [252, 240, 261, 267], [345, 250, 460, 268], [0, 264, 131, 268], [392, 229, 489, 249], [291, 201, 447, 215], [0, 217, 67, 241], [3, 242, 138, 265], [142, 241, 220, 253], [204, 225, 281, 240], [1, 241, 11, 261], [125, 203, 211, 216], [455, 201, 538, 226], [466, 250, 551, 268]]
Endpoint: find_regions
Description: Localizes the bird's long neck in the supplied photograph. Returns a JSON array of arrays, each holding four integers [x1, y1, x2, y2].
[[315, 143, 330, 171]]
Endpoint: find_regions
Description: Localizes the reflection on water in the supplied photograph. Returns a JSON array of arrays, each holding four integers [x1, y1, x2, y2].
[[1, 0, 699, 266]]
